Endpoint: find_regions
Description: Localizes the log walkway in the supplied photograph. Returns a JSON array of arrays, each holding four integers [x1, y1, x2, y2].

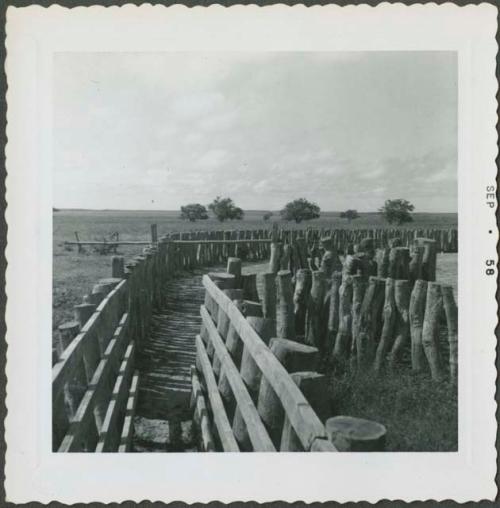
[[133, 268, 210, 452]]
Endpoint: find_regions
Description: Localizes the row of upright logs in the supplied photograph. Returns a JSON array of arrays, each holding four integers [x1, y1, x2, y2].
[[260, 235, 458, 383], [202, 264, 388, 451]]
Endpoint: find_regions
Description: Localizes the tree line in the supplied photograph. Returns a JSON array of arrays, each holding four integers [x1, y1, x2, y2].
[[180, 197, 415, 225]]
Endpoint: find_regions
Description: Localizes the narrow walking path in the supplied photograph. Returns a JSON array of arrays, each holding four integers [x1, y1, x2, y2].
[[132, 262, 266, 452], [133, 268, 211, 452]]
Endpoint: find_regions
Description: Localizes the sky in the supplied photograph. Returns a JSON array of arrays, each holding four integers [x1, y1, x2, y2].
[[53, 51, 457, 212]]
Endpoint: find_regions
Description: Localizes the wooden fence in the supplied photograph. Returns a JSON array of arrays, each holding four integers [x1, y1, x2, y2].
[[192, 269, 338, 452], [65, 225, 458, 255], [52, 235, 273, 451]]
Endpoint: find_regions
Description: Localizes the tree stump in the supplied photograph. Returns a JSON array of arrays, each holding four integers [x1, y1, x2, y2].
[[326, 416, 387, 451]]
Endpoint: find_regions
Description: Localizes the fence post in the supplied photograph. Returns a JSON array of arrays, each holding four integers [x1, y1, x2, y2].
[[373, 278, 396, 372], [409, 279, 428, 371], [257, 338, 319, 447], [417, 238, 437, 281], [332, 275, 353, 362], [388, 280, 411, 367], [305, 271, 327, 352], [269, 242, 283, 274], [293, 268, 311, 337], [227, 257, 242, 288], [276, 270, 296, 341], [150, 224, 158, 244], [422, 282, 444, 380], [259, 272, 277, 324], [442, 285, 458, 385], [111, 256, 125, 278], [280, 372, 330, 451]]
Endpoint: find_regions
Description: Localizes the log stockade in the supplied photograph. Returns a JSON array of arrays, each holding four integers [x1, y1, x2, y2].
[[54, 224, 457, 452], [65, 225, 458, 256]]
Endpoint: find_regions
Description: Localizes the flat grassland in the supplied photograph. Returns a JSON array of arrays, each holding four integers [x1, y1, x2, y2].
[[53, 209, 458, 333], [53, 209, 458, 452]]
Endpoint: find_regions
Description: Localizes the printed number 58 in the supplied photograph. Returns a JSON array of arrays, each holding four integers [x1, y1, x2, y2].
[[486, 259, 495, 276]]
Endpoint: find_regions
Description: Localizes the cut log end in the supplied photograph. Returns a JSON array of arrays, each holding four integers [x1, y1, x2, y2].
[[326, 416, 387, 451]]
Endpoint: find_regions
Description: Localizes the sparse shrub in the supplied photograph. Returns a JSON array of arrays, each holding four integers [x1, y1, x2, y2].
[[180, 203, 209, 222]]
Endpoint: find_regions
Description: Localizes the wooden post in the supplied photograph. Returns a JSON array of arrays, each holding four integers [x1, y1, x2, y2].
[[269, 242, 283, 274], [57, 321, 80, 357], [373, 278, 396, 373], [280, 372, 330, 451], [276, 270, 296, 341], [417, 238, 437, 281], [241, 273, 259, 301], [259, 272, 277, 323], [376, 248, 390, 278], [357, 277, 385, 370], [293, 268, 311, 337], [111, 256, 125, 278], [280, 244, 291, 271], [226, 257, 242, 288], [257, 338, 319, 446], [422, 282, 444, 380], [387, 280, 410, 367], [409, 246, 424, 284], [332, 275, 353, 361], [305, 271, 327, 352], [442, 285, 458, 384], [326, 416, 386, 451], [150, 223, 158, 244], [74, 303, 96, 328], [232, 317, 275, 449], [351, 275, 367, 367], [74, 231, 83, 253], [409, 279, 428, 371], [326, 272, 342, 356]]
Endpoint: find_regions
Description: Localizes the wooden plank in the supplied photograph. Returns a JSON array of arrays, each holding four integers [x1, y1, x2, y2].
[[191, 366, 215, 452], [96, 342, 136, 452], [58, 314, 130, 452], [118, 371, 140, 452], [195, 335, 239, 452], [202, 275, 327, 450], [52, 280, 129, 402], [200, 306, 275, 452]]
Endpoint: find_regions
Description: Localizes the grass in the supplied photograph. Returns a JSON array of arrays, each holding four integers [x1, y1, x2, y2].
[[328, 367, 458, 451], [53, 209, 459, 451]]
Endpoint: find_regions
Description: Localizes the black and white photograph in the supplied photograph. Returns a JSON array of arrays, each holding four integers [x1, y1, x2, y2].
[[5, 4, 497, 504], [51, 50, 459, 454]]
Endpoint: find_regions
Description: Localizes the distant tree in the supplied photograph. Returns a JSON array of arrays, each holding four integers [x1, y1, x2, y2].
[[379, 199, 415, 225], [180, 203, 209, 222], [280, 198, 321, 223], [340, 209, 360, 223], [208, 196, 244, 222], [263, 211, 273, 221]]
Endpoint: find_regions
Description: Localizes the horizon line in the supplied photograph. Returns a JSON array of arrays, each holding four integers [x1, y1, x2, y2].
[[53, 207, 457, 215]]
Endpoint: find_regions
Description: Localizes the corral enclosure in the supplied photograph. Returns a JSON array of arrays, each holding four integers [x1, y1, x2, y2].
[[54, 209, 457, 451], [53, 209, 458, 335]]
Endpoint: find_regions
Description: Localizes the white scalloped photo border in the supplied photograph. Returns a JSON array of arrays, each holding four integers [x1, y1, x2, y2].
[[4, 3, 498, 503]]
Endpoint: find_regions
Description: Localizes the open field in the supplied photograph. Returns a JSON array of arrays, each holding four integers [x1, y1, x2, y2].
[[53, 209, 458, 344]]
